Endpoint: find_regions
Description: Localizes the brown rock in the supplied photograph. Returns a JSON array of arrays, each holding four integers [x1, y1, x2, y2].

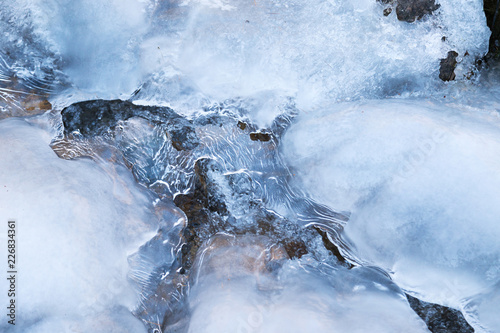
[[249, 132, 271, 142], [439, 51, 459, 81]]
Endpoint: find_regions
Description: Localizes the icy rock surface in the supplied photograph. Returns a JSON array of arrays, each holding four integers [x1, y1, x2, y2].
[[283, 99, 500, 318], [61, 99, 200, 150], [0, 116, 162, 333], [56, 98, 356, 331], [134, 0, 490, 114]]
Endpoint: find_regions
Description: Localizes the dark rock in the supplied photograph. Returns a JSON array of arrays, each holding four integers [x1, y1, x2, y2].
[[439, 51, 459, 81], [237, 120, 247, 130], [169, 122, 199, 151], [250, 131, 271, 142], [61, 99, 199, 151], [395, 0, 440, 22], [314, 226, 354, 269], [484, 0, 500, 57], [406, 294, 475, 333]]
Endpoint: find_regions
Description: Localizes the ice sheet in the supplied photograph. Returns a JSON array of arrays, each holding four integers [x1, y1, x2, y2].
[[0, 116, 159, 332], [2, 0, 491, 123], [187, 234, 429, 333], [282, 99, 500, 316]]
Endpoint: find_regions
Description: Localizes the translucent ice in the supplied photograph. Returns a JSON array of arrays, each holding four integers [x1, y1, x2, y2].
[[186, 234, 429, 333], [136, 0, 490, 119], [282, 99, 500, 318], [2, 0, 491, 122], [465, 282, 500, 332], [0, 116, 160, 332], [0, 0, 147, 100]]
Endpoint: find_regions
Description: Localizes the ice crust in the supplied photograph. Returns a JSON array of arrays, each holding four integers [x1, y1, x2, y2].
[[0, 116, 159, 332], [282, 99, 500, 324]]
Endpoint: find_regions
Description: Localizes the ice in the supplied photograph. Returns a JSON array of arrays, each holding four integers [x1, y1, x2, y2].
[[3, 0, 491, 123], [0, 0, 147, 100], [0, 116, 161, 332], [282, 99, 500, 319], [134, 0, 490, 121], [1, 0, 498, 331], [464, 282, 500, 332], [186, 234, 428, 333]]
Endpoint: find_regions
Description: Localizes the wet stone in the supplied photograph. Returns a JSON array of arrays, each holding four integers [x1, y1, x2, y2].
[[378, 0, 440, 22], [237, 120, 247, 130], [250, 131, 271, 142], [406, 294, 475, 333], [61, 99, 199, 150], [439, 51, 459, 81]]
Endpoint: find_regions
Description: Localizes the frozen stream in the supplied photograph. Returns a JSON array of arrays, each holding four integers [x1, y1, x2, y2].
[[1, 0, 500, 332]]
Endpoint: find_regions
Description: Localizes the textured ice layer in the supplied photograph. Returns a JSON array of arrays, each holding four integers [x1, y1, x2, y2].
[[187, 234, 428, 333], [0, 116, 160, 332], [465, 282, 500, 332], [1, 0, 491, 121], [133, 0, 491, 122], [282, 99, 500, 319], [0, 0, 147, 100]]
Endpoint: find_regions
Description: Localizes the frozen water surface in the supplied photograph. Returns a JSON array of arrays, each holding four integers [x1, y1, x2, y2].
[[1, 0, 500, 332], [0, 116, 159, 332], [187, 234, 428, 333], [282, 98, 500, 329]]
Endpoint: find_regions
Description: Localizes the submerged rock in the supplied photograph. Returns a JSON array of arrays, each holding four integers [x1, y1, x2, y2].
[[406, 294, 475, 333], [439, 51, 459, 81], [174, 157, 315, 272], [61, 99, 199, 151]]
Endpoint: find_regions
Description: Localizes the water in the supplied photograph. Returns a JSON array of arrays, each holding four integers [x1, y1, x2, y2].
[[0, 0, 499, 332]]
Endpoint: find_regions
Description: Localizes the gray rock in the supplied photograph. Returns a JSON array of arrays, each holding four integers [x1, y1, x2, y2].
[[406, 294, 474, 333], [396, 0, 440, 22], [484, 0, 500, 57], [378, 0, 440, 22]]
